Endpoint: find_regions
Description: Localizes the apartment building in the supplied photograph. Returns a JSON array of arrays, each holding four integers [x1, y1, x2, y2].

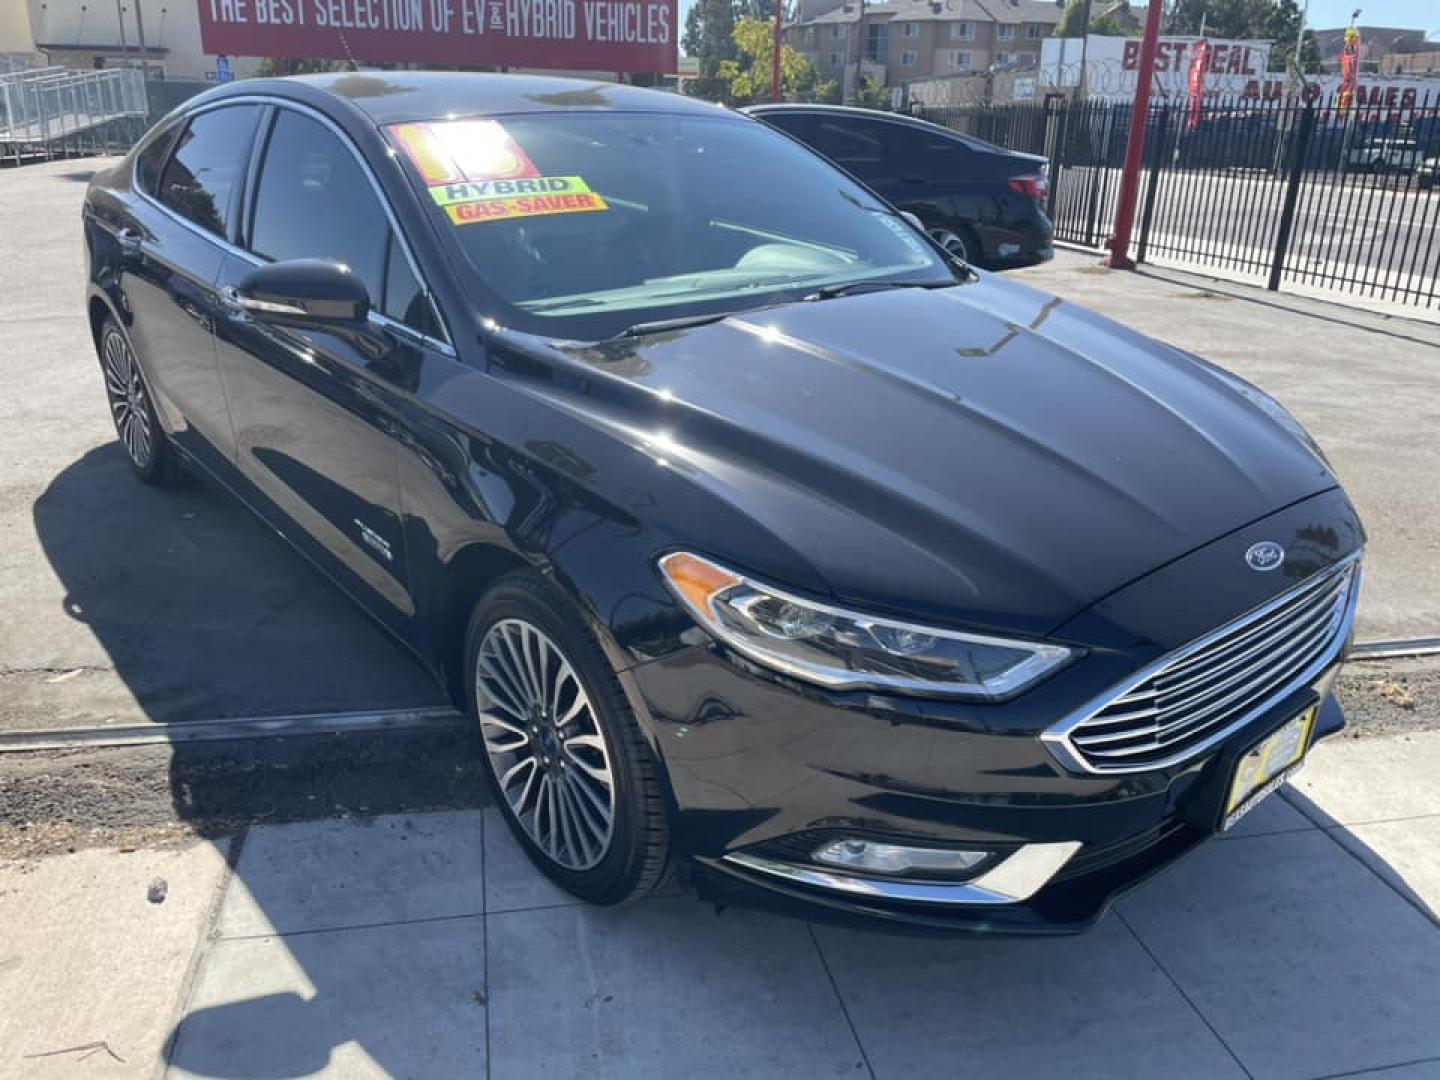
[[786, 0, 1061, 92]]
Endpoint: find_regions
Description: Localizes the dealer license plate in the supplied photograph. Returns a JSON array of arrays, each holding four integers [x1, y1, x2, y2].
[[1221, 706, 1317, 832]]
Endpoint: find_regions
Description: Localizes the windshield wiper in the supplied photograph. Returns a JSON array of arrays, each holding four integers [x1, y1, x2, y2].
[[803, 278, 958, 301], [613, 311, 733, 339]]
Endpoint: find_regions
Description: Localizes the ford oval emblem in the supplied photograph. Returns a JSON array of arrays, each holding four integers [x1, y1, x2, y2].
[[1245, 541, 1285, 572]]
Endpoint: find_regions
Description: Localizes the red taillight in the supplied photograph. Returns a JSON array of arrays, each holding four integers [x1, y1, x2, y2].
[[1009, 175, 1048, 201]]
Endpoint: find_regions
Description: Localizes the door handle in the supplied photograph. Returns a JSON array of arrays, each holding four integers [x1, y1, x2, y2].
[[117, 227, 143, 263]]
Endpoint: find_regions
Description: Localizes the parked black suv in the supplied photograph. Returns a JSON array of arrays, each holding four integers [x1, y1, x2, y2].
[[748, 103, 1054, 269]]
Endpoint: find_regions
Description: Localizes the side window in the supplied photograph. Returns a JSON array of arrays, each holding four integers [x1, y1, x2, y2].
[[249, 109, 388, 304], [135, 122, 179, 196], [759, 112, 818, 143], [810, 118, 887, 170], [908, 132, 970, 175], [157, 106, 259, 237], [381, 233, 444, 340]]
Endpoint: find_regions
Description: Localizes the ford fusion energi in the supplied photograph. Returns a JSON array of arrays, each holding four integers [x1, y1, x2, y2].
[[83, 73, 1363, 932]]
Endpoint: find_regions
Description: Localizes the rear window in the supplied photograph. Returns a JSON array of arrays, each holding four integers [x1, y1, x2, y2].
[[387, 112, 948, 340]]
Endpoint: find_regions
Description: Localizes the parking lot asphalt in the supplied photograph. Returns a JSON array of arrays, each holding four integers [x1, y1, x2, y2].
[[3, 729, 1439, 1080]]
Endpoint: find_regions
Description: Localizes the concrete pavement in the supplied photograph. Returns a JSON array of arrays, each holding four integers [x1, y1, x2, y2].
[[2, 727, 1438, 1079]]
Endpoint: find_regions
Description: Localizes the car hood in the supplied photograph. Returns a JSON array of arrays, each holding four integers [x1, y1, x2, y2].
[[516, 274, 1335, 638]]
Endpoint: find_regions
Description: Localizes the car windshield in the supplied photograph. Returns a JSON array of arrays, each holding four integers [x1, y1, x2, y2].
[[386, 111, 955, 340]]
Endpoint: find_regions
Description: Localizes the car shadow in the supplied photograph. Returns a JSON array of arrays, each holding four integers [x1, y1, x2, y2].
[[32, 444, 446, 726]]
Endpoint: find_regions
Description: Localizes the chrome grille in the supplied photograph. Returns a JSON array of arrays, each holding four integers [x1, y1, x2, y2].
[[1046, 559, 1359, 774]]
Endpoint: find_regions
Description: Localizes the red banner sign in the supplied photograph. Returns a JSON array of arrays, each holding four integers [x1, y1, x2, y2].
[[1338, 26, 1360, 112], [198, 0, 678, 74], [1186, 38, 1209, 131]]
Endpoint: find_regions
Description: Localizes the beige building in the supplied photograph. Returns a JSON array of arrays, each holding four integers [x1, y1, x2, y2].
[[786, 0, 1061, 96], [0, 0, 260, 82]]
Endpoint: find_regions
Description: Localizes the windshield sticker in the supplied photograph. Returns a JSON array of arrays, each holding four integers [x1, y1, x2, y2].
[[429, 176, 594, 208], [445, 191, 609, 225], [877, 213, 929, 258], [391, 120, 540, 184], [390, 119, 609, 226]]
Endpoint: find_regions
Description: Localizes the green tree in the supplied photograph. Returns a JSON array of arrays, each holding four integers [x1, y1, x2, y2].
[[683, 0, 739, 99], [1053, 0, 1134, 38], [846, 76, 892, 109], [1166, 0, 1318, 71], [717, 15, 818, 104]]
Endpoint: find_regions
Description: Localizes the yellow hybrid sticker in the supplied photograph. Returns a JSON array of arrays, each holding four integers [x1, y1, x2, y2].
[[445, 191, 609, 226]]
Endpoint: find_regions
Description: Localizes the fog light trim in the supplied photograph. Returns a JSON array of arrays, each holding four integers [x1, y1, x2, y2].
[[725, 841, 1082, 906], [811, 838, 991, 878]]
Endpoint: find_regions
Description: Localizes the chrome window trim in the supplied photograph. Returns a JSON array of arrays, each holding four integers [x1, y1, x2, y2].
[[131, 93, 456, 358], [1041, 551, 1364, 776], [724, 841, 1081, 906]]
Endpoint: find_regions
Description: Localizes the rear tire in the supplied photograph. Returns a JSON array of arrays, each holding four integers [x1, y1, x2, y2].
[[99, 318, 179, 485], [464, 571, 670, 904], [928, 225, 979, 267]]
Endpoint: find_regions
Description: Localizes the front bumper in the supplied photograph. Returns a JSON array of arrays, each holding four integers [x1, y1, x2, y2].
[[622, 492, 1363, 934], [632, 645, 1345, 934]]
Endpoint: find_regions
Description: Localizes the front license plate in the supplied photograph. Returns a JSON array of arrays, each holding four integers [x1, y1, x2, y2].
[[1221, 706, 1317, 832]]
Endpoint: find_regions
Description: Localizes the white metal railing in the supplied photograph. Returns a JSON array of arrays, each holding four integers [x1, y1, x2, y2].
[[0, 52, 47, 74], [1, 66, 148, 162]]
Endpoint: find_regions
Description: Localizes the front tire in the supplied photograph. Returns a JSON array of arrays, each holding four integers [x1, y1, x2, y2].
[[99, 318, 177, 485], [465, 572, 670, 903]]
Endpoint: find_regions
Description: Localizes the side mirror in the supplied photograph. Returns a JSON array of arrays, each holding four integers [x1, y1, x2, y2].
[[230, 259, 370, 329], [900, 210, 924, 231]]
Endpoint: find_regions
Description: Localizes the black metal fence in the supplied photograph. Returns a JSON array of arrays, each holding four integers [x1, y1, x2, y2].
[[917, 89, 1440, 311]]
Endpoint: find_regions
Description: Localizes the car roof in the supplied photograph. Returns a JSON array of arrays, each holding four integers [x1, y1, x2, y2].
[[198, 71, 734, 128], [746, 103, 1017, 155]]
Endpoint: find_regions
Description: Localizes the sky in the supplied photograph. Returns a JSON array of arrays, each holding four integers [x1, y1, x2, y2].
[[1302, 0, 1435, 34]]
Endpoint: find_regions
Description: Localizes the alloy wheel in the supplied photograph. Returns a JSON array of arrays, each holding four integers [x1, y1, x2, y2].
[[102, 329, 155, 470], [929, 228, 971, 263], [474, 618, 616, 870]]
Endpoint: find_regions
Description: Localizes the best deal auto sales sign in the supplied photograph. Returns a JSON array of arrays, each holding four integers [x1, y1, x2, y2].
[[198, 0, 677, 74]]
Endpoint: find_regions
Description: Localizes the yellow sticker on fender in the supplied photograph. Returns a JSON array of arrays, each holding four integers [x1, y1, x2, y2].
[[446, 191, 610, 225], [429, 175, 593, 208]]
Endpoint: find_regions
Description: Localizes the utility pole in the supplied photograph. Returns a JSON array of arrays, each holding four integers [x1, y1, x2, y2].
[[1103, 0, 1163, 267], [133, 0, 149, 77], [1293, 0, 1308, 71], [1077, 0, 1091, 99], [772, 0, 783, 101], [115, 0, 130, 66], [855, 0, 867, 102]]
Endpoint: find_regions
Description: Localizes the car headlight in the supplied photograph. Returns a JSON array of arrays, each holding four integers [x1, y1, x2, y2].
[[658, 552, 1074, 700]]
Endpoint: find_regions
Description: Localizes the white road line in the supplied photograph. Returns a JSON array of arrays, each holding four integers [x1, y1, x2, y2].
[[0, 705, 467, 753]]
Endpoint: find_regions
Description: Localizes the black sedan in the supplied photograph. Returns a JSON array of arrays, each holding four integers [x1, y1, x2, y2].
[[84, 73, 1362, 933], [748, 103, 1054, 268]]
